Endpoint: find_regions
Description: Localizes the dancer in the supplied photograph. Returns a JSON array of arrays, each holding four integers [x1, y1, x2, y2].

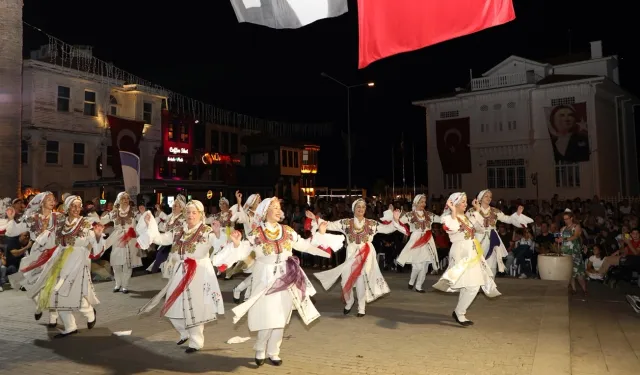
[[309, 199, 403, 317], [433, 192, 500, 326], [396, 194, 441, 292], [206, 197, 233, 238], [28, 195, 105, 338], [147, 195, 186, 275], [1, 192, 63, 326], [229, 191, 261, 303], [213, 197, 342, 366], [137, 200, 226, 353], [100, 192, 141, 294], [468, 190, 532, 276]]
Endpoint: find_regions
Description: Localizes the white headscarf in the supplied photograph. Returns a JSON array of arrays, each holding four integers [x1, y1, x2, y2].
[[63, 195, 82, 214], [412, 194, 426, 210], [173, 194, 187, 211], [243, 194, 260, 211], [61, 193, 71, 202], [219, 197, 230, 208], [442, 192, 466, 217], [114, 192, 130, 209], [477, 189, 490, 202], [22, 191, 54, 221], [255, 197, 280, 223], [351, 198, 366, 213], [185, 200, 206, 224]]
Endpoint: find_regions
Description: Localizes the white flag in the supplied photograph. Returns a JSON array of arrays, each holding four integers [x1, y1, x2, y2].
[[230, 0, 348, 29], [119, 151, 141, 198]]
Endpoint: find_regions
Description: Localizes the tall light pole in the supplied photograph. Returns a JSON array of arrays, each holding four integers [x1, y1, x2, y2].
[[321, 72, 374, 197]]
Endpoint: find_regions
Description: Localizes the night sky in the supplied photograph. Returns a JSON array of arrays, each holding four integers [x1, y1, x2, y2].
[[22, 0, 639, 191]]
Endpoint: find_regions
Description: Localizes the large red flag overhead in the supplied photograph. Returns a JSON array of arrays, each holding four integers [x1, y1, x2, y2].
[[357, 0, 516, 68]]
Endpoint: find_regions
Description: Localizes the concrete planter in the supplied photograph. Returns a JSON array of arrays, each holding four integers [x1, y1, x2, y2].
[[538, 254, 573, 281]]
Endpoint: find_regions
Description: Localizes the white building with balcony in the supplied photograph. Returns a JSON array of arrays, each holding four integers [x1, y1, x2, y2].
[[414, 40, 639, 201], [20, 46, 167, 200]]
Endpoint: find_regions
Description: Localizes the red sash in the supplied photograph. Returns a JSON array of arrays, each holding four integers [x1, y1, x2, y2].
[[411, 230, 433, 249], [161, 257, 197, 316], [342, 243, 371, 302]]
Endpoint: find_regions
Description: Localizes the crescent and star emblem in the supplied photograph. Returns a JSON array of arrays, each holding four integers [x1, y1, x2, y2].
[[116, 129, 137, 150], [443, 128, 462, 153]]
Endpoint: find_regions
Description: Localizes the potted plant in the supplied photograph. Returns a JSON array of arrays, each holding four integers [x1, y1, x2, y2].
[[537, 243, 573, 281]]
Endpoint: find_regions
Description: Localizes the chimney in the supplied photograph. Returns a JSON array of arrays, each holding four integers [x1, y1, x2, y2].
[[590, 40, 602, 59]]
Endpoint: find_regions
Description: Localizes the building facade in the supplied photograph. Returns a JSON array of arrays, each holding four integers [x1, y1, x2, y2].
[[414, 41, 639, 201], [21, 47, 167, 201]]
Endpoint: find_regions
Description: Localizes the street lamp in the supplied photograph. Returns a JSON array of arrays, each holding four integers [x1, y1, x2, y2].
[[321, 72, 375, 197]]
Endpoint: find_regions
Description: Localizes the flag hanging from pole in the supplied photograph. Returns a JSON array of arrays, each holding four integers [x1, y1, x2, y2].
[[357, 0, 516, 68], [230, 0, 348, 29], [119, 151, 141, 198]]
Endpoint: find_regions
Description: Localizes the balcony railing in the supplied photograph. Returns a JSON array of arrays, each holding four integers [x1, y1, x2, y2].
[[471, 72, 540, 91]]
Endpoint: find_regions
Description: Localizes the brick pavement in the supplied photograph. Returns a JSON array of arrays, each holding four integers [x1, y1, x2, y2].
[[0, 271, 638, 375]]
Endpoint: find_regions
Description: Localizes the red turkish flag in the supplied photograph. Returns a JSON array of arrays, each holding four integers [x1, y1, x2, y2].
[[107, 115, 144, 177], [357, 0, 516, 68]]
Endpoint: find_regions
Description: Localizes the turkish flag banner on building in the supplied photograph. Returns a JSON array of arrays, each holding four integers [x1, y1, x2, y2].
[[357, 0, 516, 68], [436, 117, 472, 174], [107, 115, 145, 177]]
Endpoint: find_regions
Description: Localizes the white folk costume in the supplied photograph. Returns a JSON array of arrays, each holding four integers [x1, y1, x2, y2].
[[213, 197, 341, 365], [28, 196, 105, 337], [396, 194, 441, 292], [146, 195, 187, 276], [229, 193, 261, 303], [0, 192, 63, 325], [206, 197, 234, 239], [467, 190, 533, 276], [137, 200, 226, 353], [100, 192, 141, 293], [313, 198, 403, 316], [433, 193, 501, 325]]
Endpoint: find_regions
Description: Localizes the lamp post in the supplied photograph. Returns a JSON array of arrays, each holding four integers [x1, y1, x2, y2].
[[321, 72, 374, 198]]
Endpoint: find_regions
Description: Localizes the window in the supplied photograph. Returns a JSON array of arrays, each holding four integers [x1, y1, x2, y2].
[[46, 140, 59, 164], [84, 91, 96, 116], [480, 105, 488, 112], [303, 150, 309, 163], [168, 121, 176, 141], [555, 161, 581, 188], [210, 130, 219, 152], [143, 102, 152, 124], [230, 133, 238, 154], [440, 110, 459, 119], [551, 97, 575, 107], [73, 143, 85, 165], [444, 173, 461, 189], [293, 151, 299, 168], [109, 95, 118, 116], [21, 140, 28, 164], [498, 122, 503, 131], [287, 150, 294, 167], [507, 120, 517, 130], [57, 86, 70, 112], [221, 132, 229, 153], [161, 98, 167, 110], [507, 102, 516, 109], [180, 122, 189, 143], [282, 149, 288, 167], [493, 104, 502, 110], [486, 159, 526, 189], [106, 146, 113, 166]]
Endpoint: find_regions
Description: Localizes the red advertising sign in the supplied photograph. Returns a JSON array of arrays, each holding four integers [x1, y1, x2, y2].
[[161, 109, 194, 157]]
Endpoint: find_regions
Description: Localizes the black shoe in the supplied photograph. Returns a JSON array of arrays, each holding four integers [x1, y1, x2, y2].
[[35, 312, 42, 321], [177, 338, 188, 345], [87, 309, 97, 329], [121, 289, 129, 294], [54, 330, 78, 339], [343, 307, 351, 315], [416, 289, 426, 293], [20, 286, 26, 291], [233, 296, 240, 304], [47, 322, 58, 328], [268, 357, 283, 366], [408, 284, 414, 290], [452, 311, 473, 327], [255, 358, 265, 367], [356, 313, 365, 318], [185, 347, 199, 354], [113, 287, 120, 293]]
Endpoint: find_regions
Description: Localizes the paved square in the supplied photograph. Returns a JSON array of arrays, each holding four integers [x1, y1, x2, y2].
[[0, 270, 638, 375]]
